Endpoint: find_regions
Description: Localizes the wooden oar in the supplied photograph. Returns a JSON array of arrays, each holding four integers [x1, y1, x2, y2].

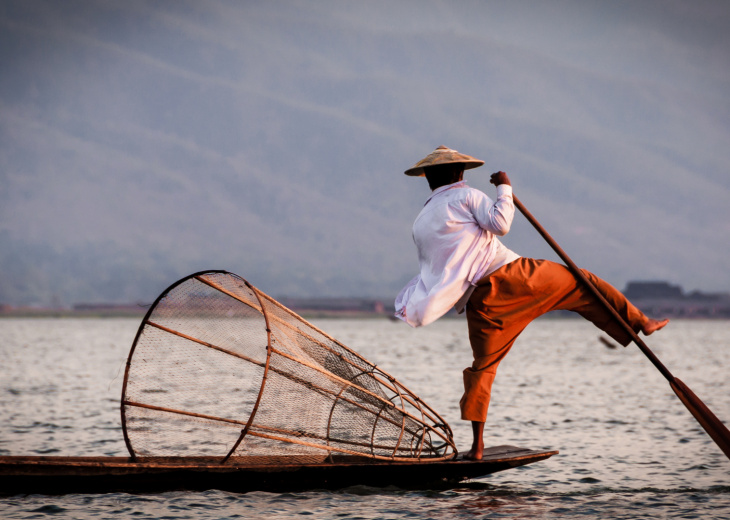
[[513, 194, 730, 460]]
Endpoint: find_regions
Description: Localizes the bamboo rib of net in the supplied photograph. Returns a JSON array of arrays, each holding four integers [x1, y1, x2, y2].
[[199, 276, 451, 431], [137, 322, 429, 442], [120, 271, 457, 464]]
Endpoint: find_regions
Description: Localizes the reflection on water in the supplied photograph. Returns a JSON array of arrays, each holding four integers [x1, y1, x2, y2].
[[1, 317, 729, 518]]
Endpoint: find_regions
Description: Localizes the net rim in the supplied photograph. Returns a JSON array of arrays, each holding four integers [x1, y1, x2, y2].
[[120, 270, 265, 461]]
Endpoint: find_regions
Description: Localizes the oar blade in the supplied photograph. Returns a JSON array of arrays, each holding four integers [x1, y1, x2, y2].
[[670, 378, 730, 460]]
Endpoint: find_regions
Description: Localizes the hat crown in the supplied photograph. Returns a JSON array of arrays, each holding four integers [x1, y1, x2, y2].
[[404, 146, 484, 177]]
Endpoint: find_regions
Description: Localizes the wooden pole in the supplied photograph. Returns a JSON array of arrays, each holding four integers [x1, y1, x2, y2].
[[513, 194, 730, 460]]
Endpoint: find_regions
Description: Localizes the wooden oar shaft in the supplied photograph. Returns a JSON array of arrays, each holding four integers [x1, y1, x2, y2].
[[513, 193, 730, 460], [512, 195, 673, 381]]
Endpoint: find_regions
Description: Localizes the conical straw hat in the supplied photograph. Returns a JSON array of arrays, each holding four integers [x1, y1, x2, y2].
[[404, 145, 484, 176]]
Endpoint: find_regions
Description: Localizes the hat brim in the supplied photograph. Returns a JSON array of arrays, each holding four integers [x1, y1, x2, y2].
[[404, 159, 485, 177]]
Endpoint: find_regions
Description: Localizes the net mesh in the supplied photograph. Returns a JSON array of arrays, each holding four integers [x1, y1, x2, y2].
[[121, 271, 456, 464]]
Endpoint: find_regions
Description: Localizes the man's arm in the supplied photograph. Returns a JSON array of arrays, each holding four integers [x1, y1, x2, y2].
[[472, 171, 515, 235]]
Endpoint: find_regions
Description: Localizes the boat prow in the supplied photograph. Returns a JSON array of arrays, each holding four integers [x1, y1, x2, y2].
[[0, 445, 557, 495]]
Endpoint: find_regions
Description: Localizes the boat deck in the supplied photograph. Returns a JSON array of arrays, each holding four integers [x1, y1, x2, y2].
[[0, 445, 557, 494]]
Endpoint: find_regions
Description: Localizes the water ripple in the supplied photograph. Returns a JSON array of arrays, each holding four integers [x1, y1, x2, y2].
[[1, 318, 729, 519]]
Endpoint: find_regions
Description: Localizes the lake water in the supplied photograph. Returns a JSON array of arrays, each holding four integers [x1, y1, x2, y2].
[[1, 316, 729, 518]]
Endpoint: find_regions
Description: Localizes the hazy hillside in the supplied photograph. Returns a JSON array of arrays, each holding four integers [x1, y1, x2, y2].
[[1, 0, 729, 306]]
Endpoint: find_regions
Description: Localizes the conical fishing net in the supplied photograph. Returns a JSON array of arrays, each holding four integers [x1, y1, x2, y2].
[[121, 271, 456, 464]]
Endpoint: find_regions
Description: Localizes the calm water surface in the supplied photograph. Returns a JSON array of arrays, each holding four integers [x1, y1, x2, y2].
[[1, 317, 729, 519]]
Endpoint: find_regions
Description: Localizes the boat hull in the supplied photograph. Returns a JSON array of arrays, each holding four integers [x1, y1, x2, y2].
[[0, 445, 557, 495]]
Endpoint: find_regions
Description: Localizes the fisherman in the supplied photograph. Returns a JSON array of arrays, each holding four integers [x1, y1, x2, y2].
[[394, 145, 669, 460]]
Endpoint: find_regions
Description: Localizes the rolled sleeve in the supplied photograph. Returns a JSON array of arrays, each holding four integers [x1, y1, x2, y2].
[[472, 185, 515, 236]]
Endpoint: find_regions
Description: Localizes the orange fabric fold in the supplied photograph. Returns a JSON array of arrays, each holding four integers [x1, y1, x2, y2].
[[460, 258, 648, 421]]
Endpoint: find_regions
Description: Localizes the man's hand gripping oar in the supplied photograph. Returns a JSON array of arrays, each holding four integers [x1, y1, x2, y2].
[[505, 183, 730, 461]]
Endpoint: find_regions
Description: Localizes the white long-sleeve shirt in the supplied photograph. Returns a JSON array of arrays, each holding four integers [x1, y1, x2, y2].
[[394, 181, 520, 327]]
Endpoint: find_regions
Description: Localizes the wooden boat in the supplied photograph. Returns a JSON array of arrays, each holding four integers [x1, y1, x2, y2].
[[0, 445, 556, 495], [1, 273, 559, 494]]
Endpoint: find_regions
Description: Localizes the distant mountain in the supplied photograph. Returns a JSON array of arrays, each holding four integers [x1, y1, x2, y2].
[[1, 1, 729, 306]]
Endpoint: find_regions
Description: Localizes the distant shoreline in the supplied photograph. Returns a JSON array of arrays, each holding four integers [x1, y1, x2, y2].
[[1, 308, 728, 320], [4, 281, 729, 319]]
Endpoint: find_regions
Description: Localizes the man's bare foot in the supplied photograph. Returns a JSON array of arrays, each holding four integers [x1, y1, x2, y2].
[[463, 420, 485, 460], [643, 318, 670, 335], [462, 445, 483, 461]]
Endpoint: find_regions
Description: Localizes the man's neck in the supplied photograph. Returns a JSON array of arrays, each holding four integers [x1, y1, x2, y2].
[[431, 179, 466, 192]]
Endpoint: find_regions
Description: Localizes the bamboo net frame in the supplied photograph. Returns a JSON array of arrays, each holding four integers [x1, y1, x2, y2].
[[121, 271, 456, 464]]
